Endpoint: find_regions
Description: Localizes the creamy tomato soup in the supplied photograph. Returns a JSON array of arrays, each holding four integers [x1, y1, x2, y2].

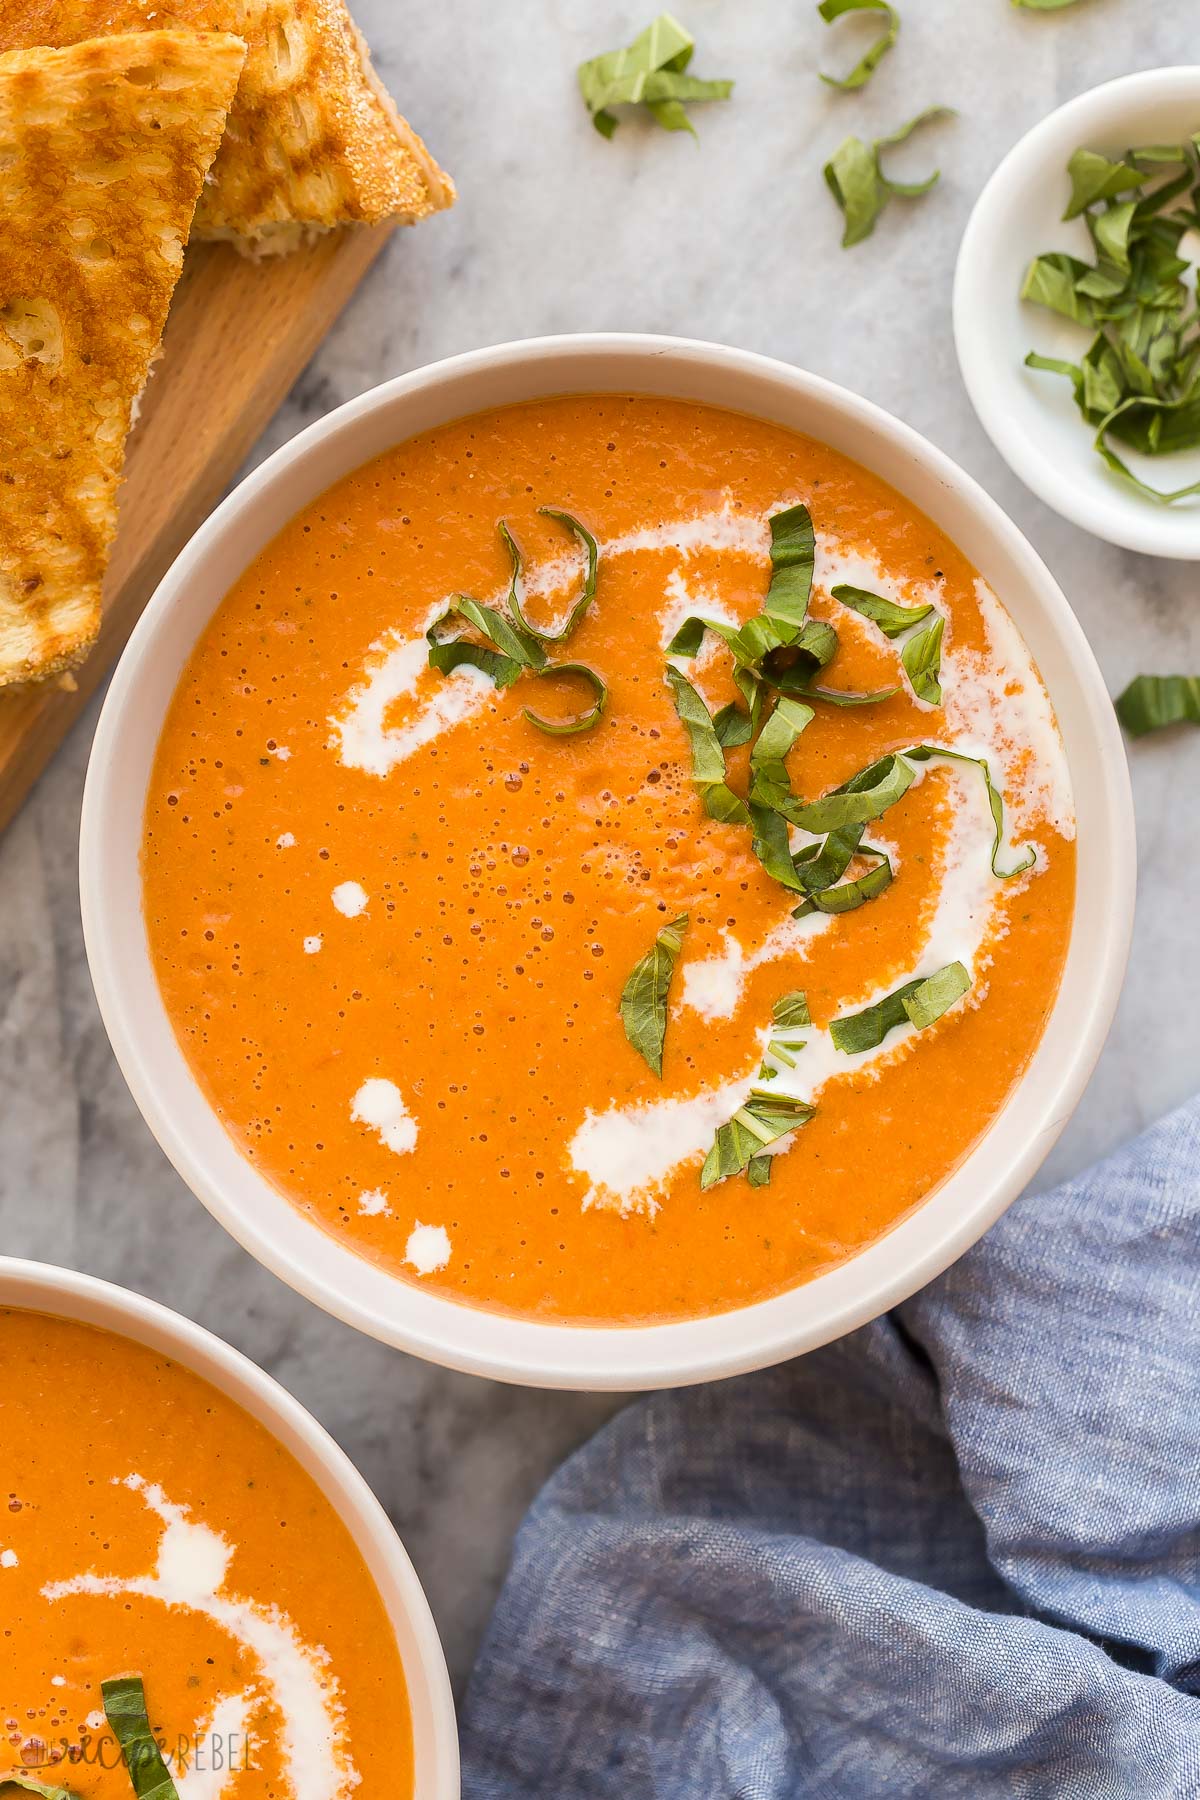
[[0, 1310, 411, 1797], [142, 397, 1076, 1325]]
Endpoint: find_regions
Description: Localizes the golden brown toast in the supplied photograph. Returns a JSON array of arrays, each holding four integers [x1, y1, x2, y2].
[[0, 31, 243, 685], [2, 1, 456, 253]]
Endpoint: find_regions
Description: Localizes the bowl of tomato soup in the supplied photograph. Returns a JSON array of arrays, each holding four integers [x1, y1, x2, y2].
[[80, 336, 1134, 1388], [0, 1257, 458, 1798]]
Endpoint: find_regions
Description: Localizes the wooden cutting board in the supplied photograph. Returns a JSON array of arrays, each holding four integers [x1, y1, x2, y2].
[[0, 224, 393, 836]]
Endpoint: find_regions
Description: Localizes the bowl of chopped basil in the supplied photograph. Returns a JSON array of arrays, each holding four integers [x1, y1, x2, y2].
[[955, 66, 1200, 557]]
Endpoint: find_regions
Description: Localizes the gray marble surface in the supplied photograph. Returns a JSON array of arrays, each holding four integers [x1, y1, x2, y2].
[[4, 0, 1200, 1698]]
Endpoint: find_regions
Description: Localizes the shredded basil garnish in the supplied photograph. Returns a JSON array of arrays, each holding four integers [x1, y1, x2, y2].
[[1115, 673, 1200, 737], [905, 745, 1036, 877], [793, 846, 893, 916], [1023, 138, 1200, 502], [830, 961, 970, 1053], [577, 13, 733, 139], [619, 912, 689, 1077], [0, 1780, 81, 1799], [818, 0, 899, 92], [832, 583, 933, 637], [901, 614, 945, 705], [700, 1089, 816, 1189], [501, 510, 599, 644], [825, 106, 954, 248], [102, 1676, 180, 1800], [523, 663, 608, 736], [792, 753, 915, 834], [665, 666, 751, 823]]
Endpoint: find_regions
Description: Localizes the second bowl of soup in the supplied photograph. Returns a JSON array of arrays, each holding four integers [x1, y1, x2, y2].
[[80, 336, 1134, 1387]]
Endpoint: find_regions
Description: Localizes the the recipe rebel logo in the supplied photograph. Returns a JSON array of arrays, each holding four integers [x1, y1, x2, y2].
[[16, 1727, 260, 1777]]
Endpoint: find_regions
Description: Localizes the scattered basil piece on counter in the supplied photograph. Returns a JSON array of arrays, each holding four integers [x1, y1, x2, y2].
[[901, 614, 945, 705], [832, 583, 933, 637], [665, 666, 751, 824], [1023, 137, 1200, 502], [619, 912, 689, 1076], [824, 106, 954, 247], [1115, 673, 1200, 737], [0, 1779, 82, 1799], [523, 662, 609, 736], [1011, 0, 1085, 9], [830, 960, 970, 1053], [577, 13, 733, 139], [817, 0, 899, 93], [701, 1089, 816, 1189], [102, 1676, 180, 1800], [501, 510, 599, 644]]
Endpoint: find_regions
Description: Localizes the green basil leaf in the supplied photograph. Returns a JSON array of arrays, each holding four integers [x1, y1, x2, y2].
[[1089, 198, 1137, 272], [427, 596, 544, 688], [746, 1154, 773, 1187], [748, 800, 808, 891], [902, 960, 971, 1029], [824, 134, 887, 247], [832, 583, 934, 637], [102, 1676, 180, 1800], [1020, 252, 1097, 325], [619, 912, 689, 1076], [1025, 350, 1086, 409], [665, 614, 709, 656], [1092, 398, 1200, 502], [764, 503, 816, 627], [1114, 673, 1200, 737], [1063, 148, 1145, 220], [830, 960, 970, 1053], [713, 701, 754, 747], [906, 744, 1036, 877], [1011, 0, 1084, 8], [747, 695, 815, 818], [818, 0, 898, 92], [0, 1779, 82, 1799], [792, 821, 865, 892], [522, 662, 608, 736], [901, 614, 945, 705], [792, 845, 893, 916], [700, 1089, 816, 1188], [577, 13, 732, 138], [426, 635, 524, 689], [805, 684, 899, 707], [500, 509, 599, 644], [773, 991, 811, 1030], [876, 106, 955, 197], [792, 752, 914, 834], [666, 665, 750, 824]]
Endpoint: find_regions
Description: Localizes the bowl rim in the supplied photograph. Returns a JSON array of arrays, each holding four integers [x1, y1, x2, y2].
[[0, 1256, 459, 1796], [80, 330, 1136, 1390], [953, 65, 1200, 559]]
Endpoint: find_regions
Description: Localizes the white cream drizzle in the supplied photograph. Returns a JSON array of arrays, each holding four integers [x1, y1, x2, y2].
[[320, 497, 1072, 1219], [41, 1474, 357, 1800], [404, 1222, 451, 1275], [350, 1078, 417, 1156]]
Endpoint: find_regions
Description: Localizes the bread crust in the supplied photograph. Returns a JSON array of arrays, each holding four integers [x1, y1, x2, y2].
[[2, 2, 456, 251], [0, 31, 244, 685]]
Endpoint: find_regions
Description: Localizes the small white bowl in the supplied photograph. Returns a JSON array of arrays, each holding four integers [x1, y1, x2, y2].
[[80, 333, 1135, 1390], [955, 67, 1200, 559], [0, 1257, 459, 1797]]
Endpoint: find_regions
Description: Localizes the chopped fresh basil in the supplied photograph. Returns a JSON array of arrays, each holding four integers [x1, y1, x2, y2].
[[523, 662, 608, 736], [1114, 673, 1200, 737], [901, 614, 945, 705], [906, 744, 1036, 877], [102, 1676, 180, 1800], [817, 0, 898, 92], [761, 990, 812, 1074], [764, 502, 817, 626], [792, 845, 893, 916], [832, 583, 933, 637], [619, 912, 689, 1077], [747, 695, 816, 818], [1023, 136, 1200, 502], [792, 753, 915, 834], [746, 1154, 774, 1187], [1011, 0, 1085, 8], [830, 960, 970, 1053], [427, 596, 542, 687], [0, 1780, 81, 1799], [666, 666, 751, 824], [772, 991, 811, 1031], [577, 13, 733, 139], [501, 510, 599, 644], [825, 106, 953, 247], [700, 1089, 816, 1188]]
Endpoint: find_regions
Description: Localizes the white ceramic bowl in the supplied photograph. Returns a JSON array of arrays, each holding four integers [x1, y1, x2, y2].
[[955, 67, 1200, 558], [0, 1256, 458, 1795], [81, 333, 1135, 1390]]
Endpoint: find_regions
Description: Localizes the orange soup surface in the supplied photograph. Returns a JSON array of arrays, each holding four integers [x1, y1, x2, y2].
[[0, 1309, 411, 1797], [142, 397, 1076, 1324]]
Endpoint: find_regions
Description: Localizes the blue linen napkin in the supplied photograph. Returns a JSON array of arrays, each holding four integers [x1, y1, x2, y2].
[[461, 1100, 1200, 1797]]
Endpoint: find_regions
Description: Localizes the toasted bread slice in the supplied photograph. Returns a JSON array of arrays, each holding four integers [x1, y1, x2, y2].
[[2, 2, 456, 254], [0, 31, 243, 685]]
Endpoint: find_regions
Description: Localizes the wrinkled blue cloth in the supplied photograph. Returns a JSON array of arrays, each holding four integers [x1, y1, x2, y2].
[[461, 1101, 1200, 1797]]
